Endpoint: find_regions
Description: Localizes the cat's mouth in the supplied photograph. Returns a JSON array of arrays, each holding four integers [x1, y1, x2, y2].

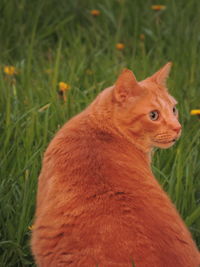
[[154, 139, 177, 144]]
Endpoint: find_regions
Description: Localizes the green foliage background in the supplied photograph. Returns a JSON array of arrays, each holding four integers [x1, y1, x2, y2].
[[0, 0, 200, 266]]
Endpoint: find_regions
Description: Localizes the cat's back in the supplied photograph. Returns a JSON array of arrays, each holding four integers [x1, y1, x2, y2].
[[33, 108, 123, 220]]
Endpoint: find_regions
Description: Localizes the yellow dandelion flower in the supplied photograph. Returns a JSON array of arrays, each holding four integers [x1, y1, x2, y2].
[[90, 9, 101, 16], [58, 82, 70, 103], [28, 225, 34, 231], [190, 109, 200, 115], [140, 34, 145, 41], [58, 82, 71, 92], [116, 43, 125, 51], [151, 5, 166, 11], [4, 66, 17, 75]]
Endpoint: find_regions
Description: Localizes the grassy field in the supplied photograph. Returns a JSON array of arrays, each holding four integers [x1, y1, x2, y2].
[[0, 0, 200, 266]]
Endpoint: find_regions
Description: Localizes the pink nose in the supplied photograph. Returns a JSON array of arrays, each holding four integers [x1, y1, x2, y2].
[[173, 125, 182, 134]]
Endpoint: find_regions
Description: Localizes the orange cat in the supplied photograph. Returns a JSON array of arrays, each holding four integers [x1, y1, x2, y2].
[[31, 63, 200, 267]]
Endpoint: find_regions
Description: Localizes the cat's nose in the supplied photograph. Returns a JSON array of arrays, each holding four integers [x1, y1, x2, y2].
[[173, 125, 182, 134]]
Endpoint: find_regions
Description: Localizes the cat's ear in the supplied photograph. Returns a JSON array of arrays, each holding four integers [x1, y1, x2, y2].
[[114, 69, 141, 103], [149, 62, 172, 87]]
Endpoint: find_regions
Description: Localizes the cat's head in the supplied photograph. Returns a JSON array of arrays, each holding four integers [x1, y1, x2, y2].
[[112, 63, 181, 152]]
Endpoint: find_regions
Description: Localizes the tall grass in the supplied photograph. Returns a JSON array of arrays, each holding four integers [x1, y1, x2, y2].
[[0, 0, 200, 266]]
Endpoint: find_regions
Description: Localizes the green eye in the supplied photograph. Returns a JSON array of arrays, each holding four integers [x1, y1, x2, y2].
[[149, 110, 159, 121]]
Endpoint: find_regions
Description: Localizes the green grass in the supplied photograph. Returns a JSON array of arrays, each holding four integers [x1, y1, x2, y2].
[[0, 0, 200, 266]]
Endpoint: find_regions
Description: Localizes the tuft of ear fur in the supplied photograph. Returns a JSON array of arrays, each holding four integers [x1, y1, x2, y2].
[[149, 62, 172, 87], [114, 69, 141, 103]]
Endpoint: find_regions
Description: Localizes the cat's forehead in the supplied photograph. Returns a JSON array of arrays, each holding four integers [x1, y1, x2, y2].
[[166, 94, 177, 105], [140, 80, 177, 107], [153, 92, 177, 107]]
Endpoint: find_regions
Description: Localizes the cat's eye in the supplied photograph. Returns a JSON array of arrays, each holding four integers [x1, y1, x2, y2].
[[173, 106, 178, 115], [149, 110, 159, 121]]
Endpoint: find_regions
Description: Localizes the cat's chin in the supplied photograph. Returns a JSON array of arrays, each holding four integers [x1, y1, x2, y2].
[[153, 139, 176, 149]]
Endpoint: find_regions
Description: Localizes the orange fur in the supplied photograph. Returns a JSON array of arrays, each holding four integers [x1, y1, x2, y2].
[[31, 63, 200, 266]]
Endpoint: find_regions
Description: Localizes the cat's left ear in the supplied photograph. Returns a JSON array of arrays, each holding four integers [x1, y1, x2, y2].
[[149, 62, 172, 86]]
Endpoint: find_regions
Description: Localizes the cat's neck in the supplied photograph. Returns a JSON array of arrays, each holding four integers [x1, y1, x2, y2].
[[87, 87, 152, 166], [88, 86, 120, 136]]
